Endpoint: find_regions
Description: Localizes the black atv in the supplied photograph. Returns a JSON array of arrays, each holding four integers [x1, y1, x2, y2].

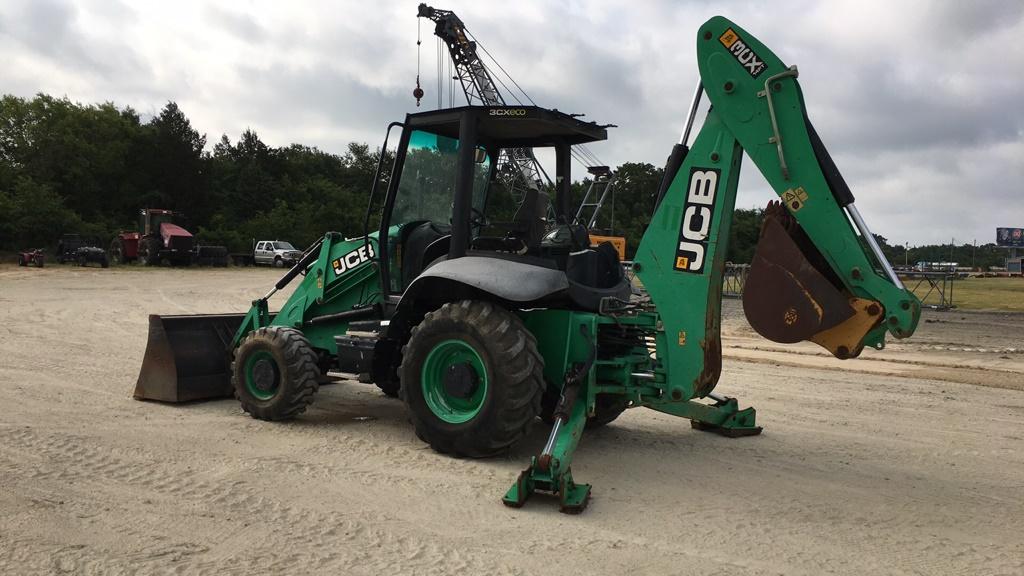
[[74, 245, 110, 268], [58, 234, 109, 268]]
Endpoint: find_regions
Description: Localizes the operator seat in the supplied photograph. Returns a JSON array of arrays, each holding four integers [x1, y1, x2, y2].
[[472, 188, 550, 254], [511, 188, 549, 252], [565, 241, 631, 310]]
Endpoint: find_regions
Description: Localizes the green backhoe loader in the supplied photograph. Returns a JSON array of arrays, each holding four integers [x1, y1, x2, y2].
[[134, 16, 919, 513]]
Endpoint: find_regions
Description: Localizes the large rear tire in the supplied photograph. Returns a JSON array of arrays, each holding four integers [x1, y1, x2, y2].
[[110, 238, 125, 265], [232, 327, 320, 421], [399, 300, 544, 457], [140, 237, 161, 266], [541, 392, 630, 429], [376, 378, 400, 398], [585, 394, 629, 428]]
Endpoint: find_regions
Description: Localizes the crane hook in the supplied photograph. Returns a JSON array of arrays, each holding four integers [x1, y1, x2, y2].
[[413, 75, 424, 107], [414, 17, 424, 107]]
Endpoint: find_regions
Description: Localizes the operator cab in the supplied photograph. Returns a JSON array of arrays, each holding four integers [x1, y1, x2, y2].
[[374, 105, 631, 312]]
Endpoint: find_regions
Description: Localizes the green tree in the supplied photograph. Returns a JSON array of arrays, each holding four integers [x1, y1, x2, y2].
[[6, 177, 82, 247], [608, 162, 662, 257], [145, 102, 208, 219], [727, 208, 762, 263]]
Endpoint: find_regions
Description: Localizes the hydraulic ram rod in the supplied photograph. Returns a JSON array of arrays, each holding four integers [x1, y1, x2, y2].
[[654, 79, 704, 211], [846, 204, 905, 290], [678, 80, 704, 146]]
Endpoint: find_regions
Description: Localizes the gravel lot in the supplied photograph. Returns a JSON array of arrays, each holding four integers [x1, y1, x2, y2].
[[1, 265, 1021, 575]]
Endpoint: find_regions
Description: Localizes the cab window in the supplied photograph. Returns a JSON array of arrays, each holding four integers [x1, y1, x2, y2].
[[392, 130, 490, 228], [388, 130, 491, 293]]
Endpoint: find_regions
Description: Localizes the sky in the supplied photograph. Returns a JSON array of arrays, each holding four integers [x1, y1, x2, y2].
[[1, 0, 1022, 246]]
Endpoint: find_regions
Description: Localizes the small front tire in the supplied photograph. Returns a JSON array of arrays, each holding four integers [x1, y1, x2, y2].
[[232, 327, 320, 421]]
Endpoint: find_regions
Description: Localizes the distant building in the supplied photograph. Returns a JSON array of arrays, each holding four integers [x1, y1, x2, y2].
[[914, 261, 958, 272], [997, 227, 1023, 273]]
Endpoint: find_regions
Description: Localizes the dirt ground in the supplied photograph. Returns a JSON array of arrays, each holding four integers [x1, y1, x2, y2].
[[1, 265, 1021, 576]]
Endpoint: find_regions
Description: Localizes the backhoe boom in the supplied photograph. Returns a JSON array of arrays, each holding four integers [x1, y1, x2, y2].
[[509, 17, 920, 511], [636, 17, 919, 397]]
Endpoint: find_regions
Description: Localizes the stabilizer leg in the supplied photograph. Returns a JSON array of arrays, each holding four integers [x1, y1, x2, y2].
[[502, 380, 591, 514], [650, 395, 763, 437]]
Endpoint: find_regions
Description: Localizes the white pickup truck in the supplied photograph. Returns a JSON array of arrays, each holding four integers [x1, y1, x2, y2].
[[229, 240, 304, 267], [254, 240, 303, 267]]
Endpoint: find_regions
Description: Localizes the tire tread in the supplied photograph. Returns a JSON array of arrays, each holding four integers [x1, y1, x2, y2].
[[399, 300, 545, 457]]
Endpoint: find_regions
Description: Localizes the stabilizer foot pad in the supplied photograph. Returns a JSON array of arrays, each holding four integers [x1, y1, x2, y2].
[[691, 420, 763, 438], [502, 467, 591, 514], [558, 477, 591, 514]]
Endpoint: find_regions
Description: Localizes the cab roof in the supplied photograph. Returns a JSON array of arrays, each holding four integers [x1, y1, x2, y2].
[[403, 106, 608, 148]]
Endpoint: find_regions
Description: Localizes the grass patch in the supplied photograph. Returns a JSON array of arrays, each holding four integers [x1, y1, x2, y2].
[[905, 276, 1024, 311]]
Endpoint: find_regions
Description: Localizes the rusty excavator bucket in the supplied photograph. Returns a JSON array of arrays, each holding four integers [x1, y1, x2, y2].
[[133, 313, 246, 402], [743, 202, 884, 359]]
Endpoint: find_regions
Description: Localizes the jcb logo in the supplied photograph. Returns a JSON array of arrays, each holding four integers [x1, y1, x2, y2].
[[673, 168, 719, 274], [489, 108, 527, 116], [332, 243, 375, 276], [719, 28, 767, 78]]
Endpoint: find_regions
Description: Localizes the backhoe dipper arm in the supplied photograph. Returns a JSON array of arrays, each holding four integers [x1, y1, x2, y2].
[[636, 17, 920, 401]]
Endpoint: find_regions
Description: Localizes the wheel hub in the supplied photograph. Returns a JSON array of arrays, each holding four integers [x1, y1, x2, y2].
[[421, 339, 489, 424], [251, 358, 277, 393], [444, 362, 479, 399]]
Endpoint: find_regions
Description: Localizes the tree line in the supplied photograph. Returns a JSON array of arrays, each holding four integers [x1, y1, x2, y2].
[[0, 95, 381, 253], [0, 94, 1009, 269]]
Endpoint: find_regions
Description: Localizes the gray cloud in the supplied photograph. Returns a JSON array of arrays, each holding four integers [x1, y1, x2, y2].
[[0, 0, 1021, 245], [1, 0, 146, 82], [206, 6, 269, 44]]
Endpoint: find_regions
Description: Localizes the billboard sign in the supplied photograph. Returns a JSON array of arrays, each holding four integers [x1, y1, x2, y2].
[[997, 227, 1024, 247]]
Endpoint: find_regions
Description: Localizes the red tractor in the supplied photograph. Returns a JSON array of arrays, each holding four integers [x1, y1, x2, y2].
[[111, 209, 223, 266]]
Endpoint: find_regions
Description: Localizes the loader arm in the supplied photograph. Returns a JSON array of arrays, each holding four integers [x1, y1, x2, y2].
[[634, 17, 919, 401]]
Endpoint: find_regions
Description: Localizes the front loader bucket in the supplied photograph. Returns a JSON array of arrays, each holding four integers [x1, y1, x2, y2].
[[133, 313, 245, 402]]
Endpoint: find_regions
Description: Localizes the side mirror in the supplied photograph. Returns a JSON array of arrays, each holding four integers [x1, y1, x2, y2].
[[475, 148, 488, 164]]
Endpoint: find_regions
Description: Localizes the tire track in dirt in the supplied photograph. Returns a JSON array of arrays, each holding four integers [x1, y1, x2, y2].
[[0, 426, 531, 576]]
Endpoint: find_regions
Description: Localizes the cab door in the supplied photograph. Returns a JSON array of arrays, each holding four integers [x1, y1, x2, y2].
[[254, 242, 268, 265]]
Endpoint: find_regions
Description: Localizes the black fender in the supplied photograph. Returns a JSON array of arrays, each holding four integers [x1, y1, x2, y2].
[[385, 256, 569, 340], [404, 256, 568, 305]]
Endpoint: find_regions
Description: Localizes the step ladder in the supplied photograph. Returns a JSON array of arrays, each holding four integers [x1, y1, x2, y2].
[[574, 166, 616, 229]]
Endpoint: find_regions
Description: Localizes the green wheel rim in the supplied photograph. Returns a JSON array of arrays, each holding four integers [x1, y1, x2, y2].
[[244, 350, 280, 400], [421, 339, 488, 424]]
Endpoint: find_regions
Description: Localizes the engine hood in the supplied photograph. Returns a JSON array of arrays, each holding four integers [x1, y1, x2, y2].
[[159, 222, 193, 241]]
